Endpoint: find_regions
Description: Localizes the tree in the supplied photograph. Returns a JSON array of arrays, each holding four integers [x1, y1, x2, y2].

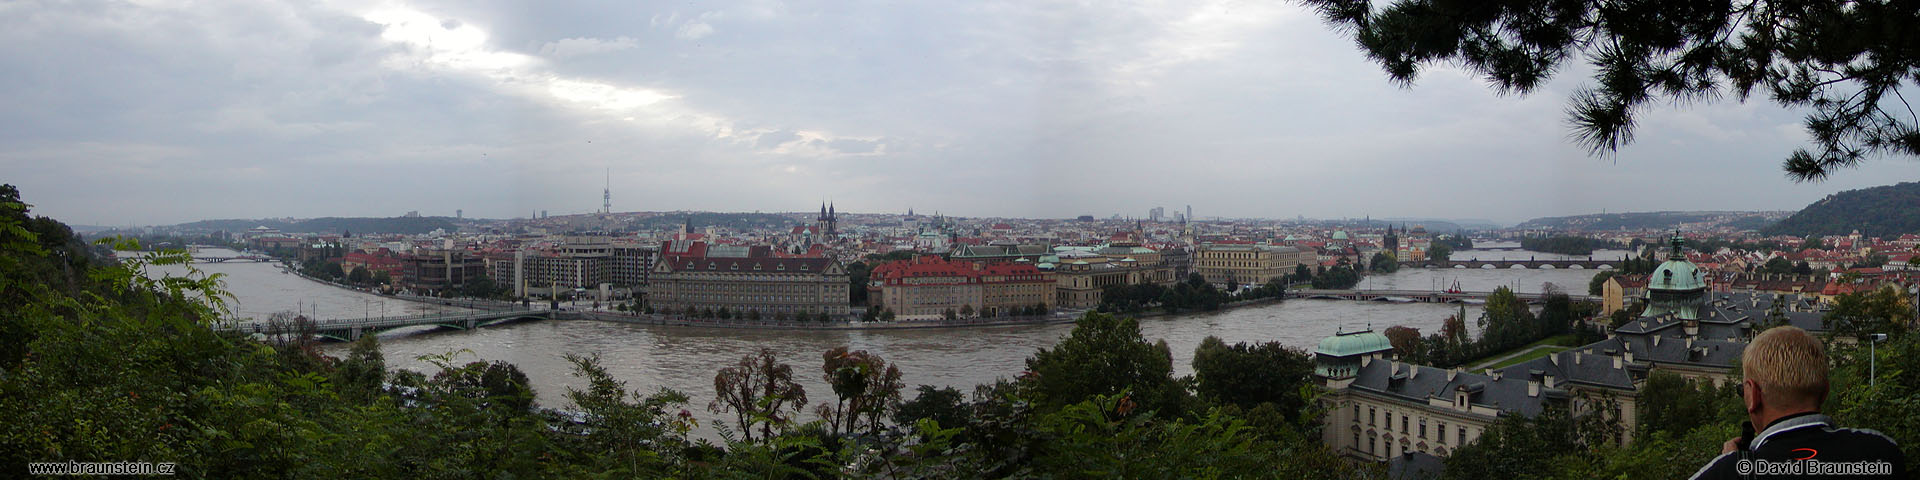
[[1369, 251, 1399, 273], [1824, 285, 1914, 339], [1382, 325, 1424, 361], [1852, 253, 1891, 269], [894, 385, 969, 434], [322, 261, 345, 280], [1293, 264, 1312, 281], [958, 304, 975, 318], [347, 266, 371, 285], [710, 348, 808, 443], [372, 270, 391, 286], [462, 274, 497, 298], [1804, 237, 1827, 250], [1305, 0, 1920, 181], [1024, 312, 1189, 419], [1190, 337, 1316, 427], [1760, 256, 1795, 274], [942, 308, 957, 321], [846, 261, 872, 306], [1794, 260, 1815, 275], [815, 347, 905, 437], [1636, 371, 1738, 438], [1428, 244, 1452, 263], [1587, 271, 1615, 296]]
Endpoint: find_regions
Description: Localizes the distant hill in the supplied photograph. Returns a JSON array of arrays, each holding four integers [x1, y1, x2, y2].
[[634, 212, 802, 231], [1764, 182, 1920, 238], [175, 216, 459, 235], [1516, 211, 1788, 231]]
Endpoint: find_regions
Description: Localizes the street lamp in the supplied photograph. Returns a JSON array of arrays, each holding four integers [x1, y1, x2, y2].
[[1868, 333, 1889, 387]]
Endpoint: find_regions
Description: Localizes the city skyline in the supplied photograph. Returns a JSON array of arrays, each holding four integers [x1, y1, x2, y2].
[[5, 0, 1915, 227]]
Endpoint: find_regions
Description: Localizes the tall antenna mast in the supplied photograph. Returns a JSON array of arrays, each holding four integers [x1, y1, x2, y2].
[[602, 168, 612, 214]]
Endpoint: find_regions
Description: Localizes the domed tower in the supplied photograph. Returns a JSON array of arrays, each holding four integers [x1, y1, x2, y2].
[[1314, 327, 1394, 384], [1644, 231, 1707, 320]]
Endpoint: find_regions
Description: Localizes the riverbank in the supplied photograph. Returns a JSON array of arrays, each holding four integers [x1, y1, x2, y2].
[[575, 296, 1289, 331]]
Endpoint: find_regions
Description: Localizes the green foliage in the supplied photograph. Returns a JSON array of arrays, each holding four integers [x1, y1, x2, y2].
[[1588, 271, 1615, 296], [1190, 337, 1316, 430], [1759, 256, 1795, 274], [1767, 182, 1920, 236], [459, 274, 498, 299], [1520, 236, 1616, 256], [1427, 243, 1452, 263], [816, 347, 904, 437], [1305, 0, 1920, 180], [1441, 407, 1590, 480], [1310, 265, 1361, 289], [1830, 332, 1920, 477], [894, 385, 970, 436], [1369, 251, 1399, 273], [1636, 371, 1741, 439], [1024, 312, 1189, 420], [710, 348, 808, 443], [1824, 285, 1915, 339]]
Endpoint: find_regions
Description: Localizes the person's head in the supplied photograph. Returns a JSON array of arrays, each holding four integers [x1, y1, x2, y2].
[[1740, 326, 1828, 425]]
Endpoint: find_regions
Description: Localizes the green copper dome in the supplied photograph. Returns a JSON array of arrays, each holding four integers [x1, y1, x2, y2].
[[1315, 330, 1391, 357], [1331, 231, 1350, 240], [1648, 232, 1706, 291], [1650, 260, 1706, 291]]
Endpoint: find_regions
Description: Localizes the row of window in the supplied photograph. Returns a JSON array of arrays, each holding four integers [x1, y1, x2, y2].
[[1359, 404, 1468, 446]]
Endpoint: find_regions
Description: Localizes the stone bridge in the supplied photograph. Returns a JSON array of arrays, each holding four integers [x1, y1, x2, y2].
[[1287, 289, 1600, 305], [1413, 257, 1616, 269], [215, 308, 569, 342]]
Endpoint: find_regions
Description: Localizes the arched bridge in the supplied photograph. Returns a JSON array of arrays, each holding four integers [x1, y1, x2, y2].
[[1287, 289, 1600, 305], [1413, 257, 1616, 270], [215, 309, 566, 342]]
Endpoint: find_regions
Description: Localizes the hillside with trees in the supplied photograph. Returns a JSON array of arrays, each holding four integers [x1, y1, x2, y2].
[[1764, 182, 1920, 237], [1514, 211, 1787, 231], [1520, 236, 1618, 256], [171, 216, 460, 235]]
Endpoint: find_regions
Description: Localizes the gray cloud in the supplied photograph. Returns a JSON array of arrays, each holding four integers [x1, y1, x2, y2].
[[1, 0, 1911, 226]]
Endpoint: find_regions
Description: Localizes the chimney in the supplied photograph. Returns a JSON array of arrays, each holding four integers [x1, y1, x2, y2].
[[1491, 370, 1504, 381], [1549, 354, 1560, 367], [1447, 368, 1459, 382], [1612, 355, 1623, 369], [1686, 337, 1694, 349], [1409, 366, 1419, 379], [1544, 374, 1556, 388], [1625, 351, 1635, 364], [1574, 352, 1583, 365], [1527, 378, 1540, 397], [1654, 336, 1662, 346]]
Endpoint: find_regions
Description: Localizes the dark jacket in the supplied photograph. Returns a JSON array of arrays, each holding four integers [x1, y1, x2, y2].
[[1691, 413, 1905, 479]]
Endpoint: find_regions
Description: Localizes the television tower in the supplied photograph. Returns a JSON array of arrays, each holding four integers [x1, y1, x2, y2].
[[602, 168, 612, 214]]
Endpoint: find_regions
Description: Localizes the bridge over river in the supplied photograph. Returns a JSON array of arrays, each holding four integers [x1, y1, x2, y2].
[[1287, 289, 1600, 304], [190, 255, 277, 263], [1412, 257, 1617, 269], [215, 308, 572, 342]]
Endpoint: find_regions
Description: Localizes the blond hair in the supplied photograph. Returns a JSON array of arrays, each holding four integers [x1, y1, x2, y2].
[[1742, 326, 1829, 407]]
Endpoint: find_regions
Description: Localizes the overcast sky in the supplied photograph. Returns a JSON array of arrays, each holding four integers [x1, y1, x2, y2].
[[4, 0, 1914, 226]]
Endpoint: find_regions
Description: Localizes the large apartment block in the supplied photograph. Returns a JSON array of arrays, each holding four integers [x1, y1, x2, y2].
[[870, 255, 1054, 319], [648, 248, 850, 318], [1193, 242, 1315, 286]]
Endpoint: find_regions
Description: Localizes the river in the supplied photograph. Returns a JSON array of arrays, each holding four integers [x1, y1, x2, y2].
[[147, 242, 1614, 440]]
